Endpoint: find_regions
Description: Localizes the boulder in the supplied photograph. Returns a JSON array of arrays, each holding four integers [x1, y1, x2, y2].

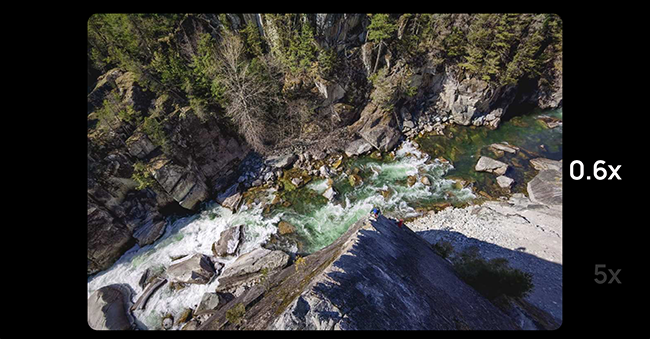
[[322, 186, 337, 201], [212, 225, 244, 257], [216, 248, 290, 292], [489, 143, 519, 156], [421, 176, 432, 186], [314, 78, 345, 106], [475, 156, 509, 176], [278, 221, 296, 235], [196, 292, 221, 315], [125, 132, 157, 159], [162, 314, 174, 330], [217, 183, 242, 211], [291, 177, 304, 187], [528, 168, 562, 207], [344, 138, 373, 157], [87, 285, 134, 330], [496, 175, 515, 189], [319, 165, 334, 178], [267, 153, 298, 169], [132, 219, 166, 247], [167, 254, 216, 285], [149, 156, 209, 210], [350, 103, 402, 152], [529, 158, 563, 172], [221, 192, 243, 212]]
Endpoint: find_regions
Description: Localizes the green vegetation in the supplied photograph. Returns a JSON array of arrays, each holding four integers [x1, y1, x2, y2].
[[132, 161, 156, 190], [88, 13, 561, 160], [225, 303, 246, 326], [367, 14, 397, 75], [294, 255, 306, 272], [141, 116, 169, 153], [432, 240, 454, 259], [453, 246, 533, 300]]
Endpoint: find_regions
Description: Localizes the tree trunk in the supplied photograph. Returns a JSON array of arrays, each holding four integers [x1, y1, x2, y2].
[[372, 40, 383, 74]]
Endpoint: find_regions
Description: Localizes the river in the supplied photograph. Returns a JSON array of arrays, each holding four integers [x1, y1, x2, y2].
[[87, 108, 562, 330]]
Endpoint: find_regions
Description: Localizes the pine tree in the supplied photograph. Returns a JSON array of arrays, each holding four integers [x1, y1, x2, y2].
[[367, 14, 397, 74]]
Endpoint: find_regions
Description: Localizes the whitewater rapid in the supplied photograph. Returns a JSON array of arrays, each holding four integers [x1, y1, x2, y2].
[[87, 140, 474, 330]]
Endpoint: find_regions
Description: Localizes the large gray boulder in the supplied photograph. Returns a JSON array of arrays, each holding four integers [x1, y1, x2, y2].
[[349, 102, 402, 152], [125, 131, 157, 160], [496, 175, 515, 189], [212, 225, 244, 257], [132, 219, 166, 246], [344, 138, 373, 157], [88, 285, 134, 330], [149, 156, 209, 210], [528, 168, 562, 206], [529, 158, 563, 172], [195, 292, 221, 315], [266, 153, 298, 169], [314, 78, 345, 106], [216, 248, 290, 293], [475, 156, 509, 175], [217, 184, 243, 212], [489, 142, 519, 156], [322, 186, 337, 201], [167, 254, 216, 285]]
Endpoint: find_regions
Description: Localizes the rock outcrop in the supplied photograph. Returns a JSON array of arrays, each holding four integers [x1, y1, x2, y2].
[[88, 70, 247, 275], [88, 284, 134, 330], [528, 160, 562, 206], [212, 225, 244, 257], [349, 102, 401, 152], [475, 156, 509, 175], [167, 254, 217, 285], [199, 216, 519, 330], [216, 248, 290, 294], [344, 138, 373, 157]]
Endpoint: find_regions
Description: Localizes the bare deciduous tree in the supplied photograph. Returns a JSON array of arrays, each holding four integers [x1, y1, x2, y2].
[[216, 30, 274, 153]]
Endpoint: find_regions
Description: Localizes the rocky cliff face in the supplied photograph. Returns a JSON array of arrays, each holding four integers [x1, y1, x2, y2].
[[199, 216, 519, 330], [87, 72, 247, 275]]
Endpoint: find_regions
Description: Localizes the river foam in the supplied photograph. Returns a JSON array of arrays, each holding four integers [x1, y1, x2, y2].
[[87, 140, 474, 329]]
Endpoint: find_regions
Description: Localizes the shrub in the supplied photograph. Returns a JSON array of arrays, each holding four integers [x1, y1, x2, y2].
[[132, 161, 155, 190], [432, 240, 454, 259], [225, 303, 246, 326], [453, 246, 533, 300]]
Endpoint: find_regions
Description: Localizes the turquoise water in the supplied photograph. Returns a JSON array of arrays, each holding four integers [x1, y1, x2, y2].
[[416, 108, 563, 196]]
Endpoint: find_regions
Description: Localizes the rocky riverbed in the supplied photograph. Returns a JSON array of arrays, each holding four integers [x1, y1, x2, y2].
[[88, 108, 562, 330]]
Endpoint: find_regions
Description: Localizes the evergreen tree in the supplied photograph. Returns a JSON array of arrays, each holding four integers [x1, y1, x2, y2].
[[367, 14, 397, 74]]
